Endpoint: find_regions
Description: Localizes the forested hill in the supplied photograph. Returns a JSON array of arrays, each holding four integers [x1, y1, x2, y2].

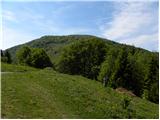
[[6, 35, 152, 63], [6, 35, 116, 62]]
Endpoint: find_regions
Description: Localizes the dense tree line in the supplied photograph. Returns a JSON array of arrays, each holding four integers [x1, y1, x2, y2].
[[56, 40, 159, 104], [98, 47, 159, 103], [16, 46, 53, 69]]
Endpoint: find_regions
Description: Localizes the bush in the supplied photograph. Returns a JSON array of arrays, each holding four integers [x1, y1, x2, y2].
[[30, 48, 53, 68], [121, 96, 131, 109], [16, 46, 53, 69]]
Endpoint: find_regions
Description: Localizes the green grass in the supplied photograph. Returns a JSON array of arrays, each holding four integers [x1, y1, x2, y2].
[[1, 62, 38, 72], [1, 63, 159, 118]]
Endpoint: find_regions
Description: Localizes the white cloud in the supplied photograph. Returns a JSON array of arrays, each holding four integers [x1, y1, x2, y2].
[[130, 34, 158, 46], [121, 33, 158, 51], [103, 2, 155, 39], [102, 2, 158, 51]]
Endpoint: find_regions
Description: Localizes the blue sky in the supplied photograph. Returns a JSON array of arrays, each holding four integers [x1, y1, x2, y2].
[[1, 0, 159, 51]]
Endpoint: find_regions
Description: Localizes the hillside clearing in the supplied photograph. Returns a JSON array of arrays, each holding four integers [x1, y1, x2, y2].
[[1, 63, 158, 119]]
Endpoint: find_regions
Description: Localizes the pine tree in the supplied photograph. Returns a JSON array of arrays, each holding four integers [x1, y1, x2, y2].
[[5, 50, 12, 63], [143, 54, 159, 102]]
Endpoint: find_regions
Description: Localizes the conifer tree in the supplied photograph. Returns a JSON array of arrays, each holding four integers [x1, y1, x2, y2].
[[5, 50, 12, 63], [143, 54, 159, 102]]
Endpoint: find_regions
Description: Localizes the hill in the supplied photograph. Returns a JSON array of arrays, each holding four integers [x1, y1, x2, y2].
[[6, 35, 149, 64], [1, 63, 159, 119]]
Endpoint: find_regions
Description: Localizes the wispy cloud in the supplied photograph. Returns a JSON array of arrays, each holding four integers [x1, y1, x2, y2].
[[2, 6, 92, 49], [121, 33, 158, 50], [101, 2, 158, 51], [2, 1, 158, 51]]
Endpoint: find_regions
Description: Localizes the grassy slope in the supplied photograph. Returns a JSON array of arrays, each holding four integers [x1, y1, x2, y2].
[[1, 63, 159, 119]]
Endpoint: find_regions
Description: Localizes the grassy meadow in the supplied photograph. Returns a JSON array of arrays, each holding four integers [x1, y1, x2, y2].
[[1, 63, 159, 119]]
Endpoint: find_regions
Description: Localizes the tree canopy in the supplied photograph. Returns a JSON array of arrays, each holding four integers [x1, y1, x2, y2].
[[57, 38, 107, 79], [16, 46, 53, 69]]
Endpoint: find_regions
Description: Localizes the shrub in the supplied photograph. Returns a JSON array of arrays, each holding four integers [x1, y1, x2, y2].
[[30, 48, 53, 68], [121, 96, 131, 109]]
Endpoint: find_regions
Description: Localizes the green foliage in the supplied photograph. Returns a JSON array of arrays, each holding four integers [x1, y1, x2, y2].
[[143, 54, 159, 103], [121, 96, 131, 109], [16, 46, 31, 65], [148, 83, 159, 104], [30, 48, 53, 68], [110, 48, 129, 88], [57, 38, 107, 79], [98, 47, 120, 84], [98, 46, 158, 103], [124, 55, 143, 96], [1, 50, 12, 63], [16, 46, 53, 69], [121, 95, 137, 118]]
